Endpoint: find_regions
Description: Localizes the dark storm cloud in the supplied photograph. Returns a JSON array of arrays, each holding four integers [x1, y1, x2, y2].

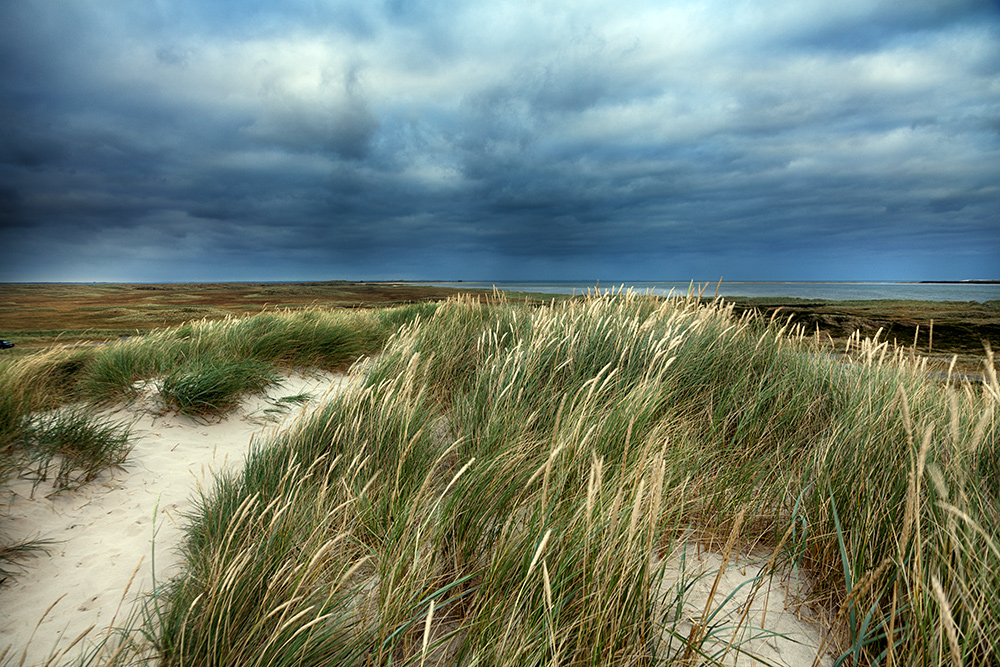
[[1, 0, 998, 282]]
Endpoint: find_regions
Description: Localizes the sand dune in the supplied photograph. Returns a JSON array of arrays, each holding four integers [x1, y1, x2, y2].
[[0, 372, 354, 666], [1, 370, 830, 666]]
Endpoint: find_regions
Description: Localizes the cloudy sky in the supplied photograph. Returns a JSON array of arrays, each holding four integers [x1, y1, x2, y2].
[[1, 0, 998, 282]]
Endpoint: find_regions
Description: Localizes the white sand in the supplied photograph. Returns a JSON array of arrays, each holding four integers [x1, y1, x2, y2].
[[656, 542, 832, 666], [2, 373, 833, 666], [0, 372, 354, 666]]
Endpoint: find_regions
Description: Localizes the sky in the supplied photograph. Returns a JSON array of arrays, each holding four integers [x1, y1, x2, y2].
[[1, 0, 998, 283]]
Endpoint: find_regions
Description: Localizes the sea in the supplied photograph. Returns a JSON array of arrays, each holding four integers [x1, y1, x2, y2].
[[425, 281, 1000, 303]]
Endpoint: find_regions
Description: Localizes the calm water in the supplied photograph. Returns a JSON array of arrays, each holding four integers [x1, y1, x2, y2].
[[426, 281, 1000, 302]]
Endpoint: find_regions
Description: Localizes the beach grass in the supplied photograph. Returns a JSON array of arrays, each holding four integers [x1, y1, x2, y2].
[[22, 407, 134, 493], [1, 307, 398, 484], [2, 293, 998, 665], [0, 307, 399, 594], [158, 357, 282, 417]]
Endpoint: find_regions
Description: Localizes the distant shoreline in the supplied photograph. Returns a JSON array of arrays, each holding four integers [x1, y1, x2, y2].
[[917, 280, 1000, 284]]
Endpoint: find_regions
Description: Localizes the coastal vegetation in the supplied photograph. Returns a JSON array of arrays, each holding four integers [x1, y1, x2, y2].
[[0, 282, 508, 349], [0, 288, 998, 665], [2, 282, 996, 359]]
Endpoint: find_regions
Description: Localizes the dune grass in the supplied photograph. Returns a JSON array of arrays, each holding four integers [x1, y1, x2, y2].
[[0, 306, 411, 591], [0, 348, 131, 584], [37, 292, 990, 667], [2, 294, 998, 665], [0, 306, 414, 480], [69, 307, 393, 404], [158, 357, 281, 417], [21, 407, 134, 493]]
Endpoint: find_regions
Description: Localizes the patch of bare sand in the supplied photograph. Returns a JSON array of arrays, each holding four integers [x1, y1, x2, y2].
[[0, 371, 356, 666], [656, 541, 832, 666]]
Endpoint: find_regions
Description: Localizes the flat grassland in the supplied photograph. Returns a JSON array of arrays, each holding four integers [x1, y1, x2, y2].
[[3, 282, 996, 378], [2, 282, 997, 352], [0, 282, 510, 347]]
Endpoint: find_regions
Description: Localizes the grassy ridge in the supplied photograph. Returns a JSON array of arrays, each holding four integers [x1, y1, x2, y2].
[[76, 293, 1000, 665], [2, 294, 999, 665]]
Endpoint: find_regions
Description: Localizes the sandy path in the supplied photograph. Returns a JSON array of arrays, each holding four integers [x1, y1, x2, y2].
[[0, 372, 354, 666]]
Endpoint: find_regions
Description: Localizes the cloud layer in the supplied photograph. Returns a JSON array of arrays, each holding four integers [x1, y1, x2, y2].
[[2, 0, 998, 281]]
